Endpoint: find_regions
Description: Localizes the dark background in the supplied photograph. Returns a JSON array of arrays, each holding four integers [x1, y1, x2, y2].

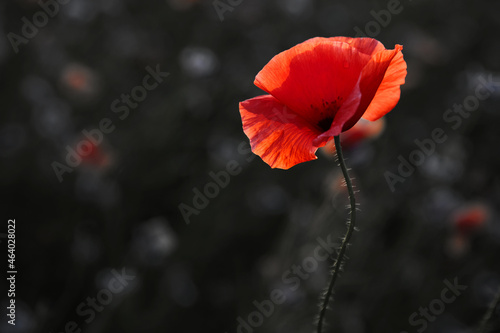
[[1, 0, 500, 332]]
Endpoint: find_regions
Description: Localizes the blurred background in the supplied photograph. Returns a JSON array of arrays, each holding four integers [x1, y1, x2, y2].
[[1, 0, 500, 332]]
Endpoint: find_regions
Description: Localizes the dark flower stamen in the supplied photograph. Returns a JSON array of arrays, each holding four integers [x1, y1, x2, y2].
[[317, 117, 334, 132]]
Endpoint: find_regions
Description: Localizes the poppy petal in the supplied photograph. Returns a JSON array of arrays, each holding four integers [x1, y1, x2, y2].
[[254, 37, 372, 126], [330, 37, 386, 56], [312, 80, 362, 146], [341, 45, 405, 131], [239, 95, 323, 169], [362, 46, 407, 121]]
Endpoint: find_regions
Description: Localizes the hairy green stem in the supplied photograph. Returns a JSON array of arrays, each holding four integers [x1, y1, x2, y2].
[[477, 285, 500, 333], [317, 135, 357, 333]]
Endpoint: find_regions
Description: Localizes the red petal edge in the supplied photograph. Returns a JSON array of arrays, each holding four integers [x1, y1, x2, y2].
[[362, 45, 407, 121], [239, 95, 323, 169]]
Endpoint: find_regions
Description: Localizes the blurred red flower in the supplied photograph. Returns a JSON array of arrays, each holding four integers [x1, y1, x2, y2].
[[321, 117, 386, 155], [76, 141, 112, 170], [446, 202, 490, 257], [239, 37, 407, 169], [452, 203, 489, 236], [60, 63, 100, 98]]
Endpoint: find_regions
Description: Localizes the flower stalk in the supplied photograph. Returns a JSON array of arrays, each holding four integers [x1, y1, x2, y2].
[[317, 135, 357, 333], [476, 285, 500, 333]]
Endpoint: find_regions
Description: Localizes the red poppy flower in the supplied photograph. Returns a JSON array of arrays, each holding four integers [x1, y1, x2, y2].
[[239, 37, 407, 169], [452, 203, 489, 235], [446, 203, 490, 257], [75, 141, 112, 169]]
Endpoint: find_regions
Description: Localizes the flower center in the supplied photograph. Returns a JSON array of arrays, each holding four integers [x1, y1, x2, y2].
[[317, 117, 334, 132]]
